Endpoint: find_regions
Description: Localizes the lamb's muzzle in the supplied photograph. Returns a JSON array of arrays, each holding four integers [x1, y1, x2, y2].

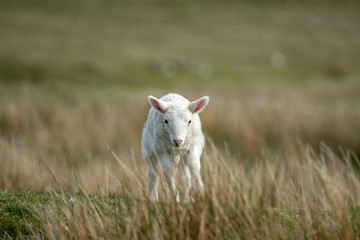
[[173, 139, 183, 147]]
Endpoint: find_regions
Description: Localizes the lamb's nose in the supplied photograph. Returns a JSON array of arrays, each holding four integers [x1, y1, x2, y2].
[[173, 139, 183, 147]]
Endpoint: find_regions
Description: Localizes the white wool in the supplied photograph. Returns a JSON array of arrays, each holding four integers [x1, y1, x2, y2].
[[141, 93, 209, 202]]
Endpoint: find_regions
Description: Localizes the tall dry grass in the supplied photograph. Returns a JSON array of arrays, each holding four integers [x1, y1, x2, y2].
[[39, 141, 360, 239], [0, 81, 360, 238]]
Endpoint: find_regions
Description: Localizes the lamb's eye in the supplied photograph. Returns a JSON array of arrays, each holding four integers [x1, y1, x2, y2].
[[188, 120, 192, 124], [164, 119, 169, 124]]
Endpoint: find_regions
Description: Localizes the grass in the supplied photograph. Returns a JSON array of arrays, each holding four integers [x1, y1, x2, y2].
[[1, 143, 360, 239], [1, 92, 359, 239], [0, 190, 50, 238], [1, 0, 360, 239]]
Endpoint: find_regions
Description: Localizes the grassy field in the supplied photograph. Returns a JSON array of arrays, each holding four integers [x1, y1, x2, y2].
[[1, 0, 360, 239]]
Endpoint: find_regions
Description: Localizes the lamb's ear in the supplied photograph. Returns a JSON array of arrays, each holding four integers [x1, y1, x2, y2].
[[148, 96, 168, 113], [189, 96, 209, 114]]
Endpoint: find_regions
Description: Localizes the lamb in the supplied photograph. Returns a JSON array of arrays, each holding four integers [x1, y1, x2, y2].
[[141, 93, 209, 202]]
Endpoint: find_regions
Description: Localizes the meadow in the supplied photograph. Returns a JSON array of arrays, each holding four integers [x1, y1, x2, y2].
[[1, 0, 360, 239]]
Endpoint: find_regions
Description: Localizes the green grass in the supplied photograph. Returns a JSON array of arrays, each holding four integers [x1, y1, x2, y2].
[[0, 190, 49, 238]]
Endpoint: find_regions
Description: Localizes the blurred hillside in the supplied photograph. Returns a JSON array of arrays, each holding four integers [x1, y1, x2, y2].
[[1, 0, 359, 90]]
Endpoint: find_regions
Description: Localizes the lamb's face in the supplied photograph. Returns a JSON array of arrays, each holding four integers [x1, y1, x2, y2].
[[162, 104, 193, 148], [148, 94, 209, 148]]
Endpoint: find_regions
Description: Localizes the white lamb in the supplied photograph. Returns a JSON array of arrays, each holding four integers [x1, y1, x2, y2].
[[141, 93, 209, 202]]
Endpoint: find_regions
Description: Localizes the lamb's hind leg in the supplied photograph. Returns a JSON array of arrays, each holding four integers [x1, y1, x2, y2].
[[146, 156, 160, 201]]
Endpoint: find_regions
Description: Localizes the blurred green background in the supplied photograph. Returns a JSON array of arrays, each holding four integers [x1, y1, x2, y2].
[[1, 0, 359, 90]]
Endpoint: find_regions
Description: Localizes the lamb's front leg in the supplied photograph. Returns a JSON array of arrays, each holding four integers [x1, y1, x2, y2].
[[187, 146, 205, 198], [160, 154, 179, 201], [178, 160, 191, 202], [146, 156, 160, 202]]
